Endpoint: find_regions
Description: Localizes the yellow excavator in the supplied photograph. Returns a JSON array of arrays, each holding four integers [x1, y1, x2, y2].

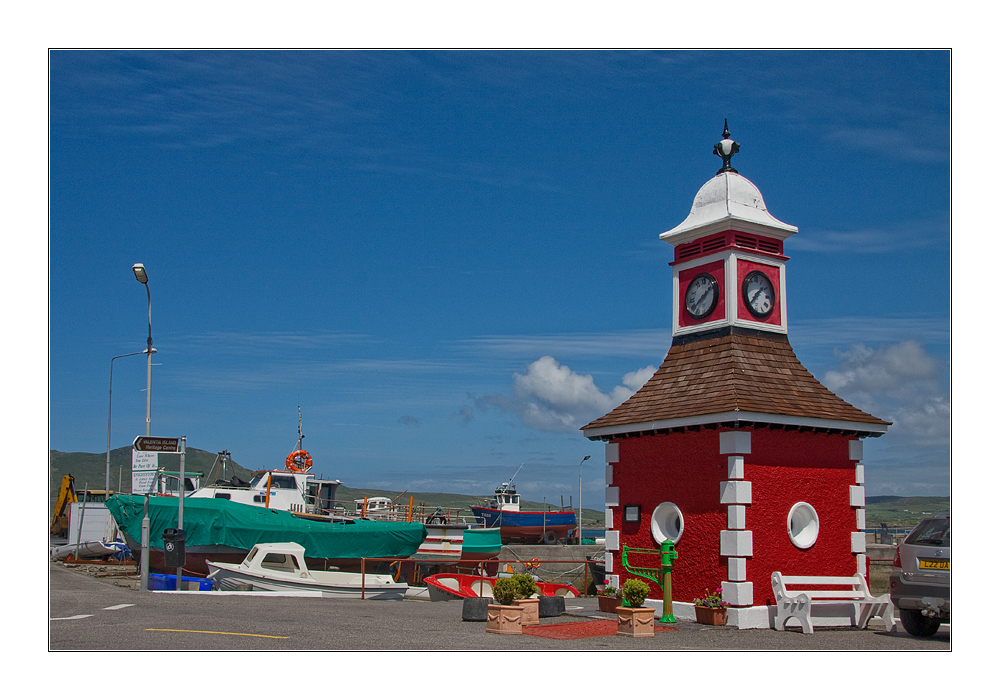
[[51, 474, 77, 537]]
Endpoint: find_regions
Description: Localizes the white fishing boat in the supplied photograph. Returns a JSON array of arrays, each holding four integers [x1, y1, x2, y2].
[[205, 542, 409, 600]]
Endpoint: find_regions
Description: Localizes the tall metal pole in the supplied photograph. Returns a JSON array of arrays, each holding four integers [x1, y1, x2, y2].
[[579, 455, 591, 545], [176, 436, 186, 588], [132, 263, 153, 436], [133, 263, 153, 591], [107, 351, 146, 497]]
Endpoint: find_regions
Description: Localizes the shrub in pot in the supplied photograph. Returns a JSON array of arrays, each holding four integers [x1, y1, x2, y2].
[[510, 573, 540, 625], [487, 577, 524, 634], [622, 578, 650, 608], [617, 578, 655, 637]]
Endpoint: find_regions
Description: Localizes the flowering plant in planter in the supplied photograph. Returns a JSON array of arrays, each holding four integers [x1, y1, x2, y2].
[[693, 587, 730, 609]]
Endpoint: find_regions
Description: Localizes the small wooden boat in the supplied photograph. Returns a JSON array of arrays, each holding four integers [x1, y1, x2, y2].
[[206, 542, 409, 600], [424, 572, 580, 601]]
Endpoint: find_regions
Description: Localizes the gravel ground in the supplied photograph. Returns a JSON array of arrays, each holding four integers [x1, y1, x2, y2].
[[49, 562, 950, 652]]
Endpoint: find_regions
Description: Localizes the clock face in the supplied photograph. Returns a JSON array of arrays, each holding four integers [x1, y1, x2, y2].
[[742, 270, 775, 318], [684, 273, 719, 320]]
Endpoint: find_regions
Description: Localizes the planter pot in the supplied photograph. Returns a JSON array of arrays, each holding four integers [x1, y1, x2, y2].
[[462, 597, 490, 622], [616, 606, 656, 637], [538, 595, 565, 618], [515, 598, 539, 626], [598, 596, 624, 613], [486, 604, 524, 634], [695, 605, 728, 626]]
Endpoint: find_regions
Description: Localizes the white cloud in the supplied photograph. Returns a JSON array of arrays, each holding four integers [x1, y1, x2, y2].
[[478, 356, 654, 433], [823, 340, 950, 448]]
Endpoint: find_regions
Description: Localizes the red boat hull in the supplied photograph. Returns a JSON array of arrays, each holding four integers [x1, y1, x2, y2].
[[424, 572, 580, 600]]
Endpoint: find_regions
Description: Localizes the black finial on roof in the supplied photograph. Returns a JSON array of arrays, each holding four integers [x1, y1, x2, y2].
[[713, 119, 740, 175]]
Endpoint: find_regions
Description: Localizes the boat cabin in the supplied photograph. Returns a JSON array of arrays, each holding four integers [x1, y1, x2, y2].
[[242, 543, 308, 574], [490, 484, 521, 512], [354, 496, 394, 517], [189, 470, 342, 516]]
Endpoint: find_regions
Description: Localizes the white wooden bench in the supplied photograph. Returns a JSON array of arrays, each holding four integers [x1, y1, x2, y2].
[[771, 572, 894, 634]]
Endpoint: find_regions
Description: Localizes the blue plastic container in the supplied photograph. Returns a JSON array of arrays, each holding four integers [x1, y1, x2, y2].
[[148, 573, 213, 591]]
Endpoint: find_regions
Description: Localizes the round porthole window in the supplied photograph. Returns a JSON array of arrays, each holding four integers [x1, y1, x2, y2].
[[650, 502, 684, 545], [787, 502, 820, 549]]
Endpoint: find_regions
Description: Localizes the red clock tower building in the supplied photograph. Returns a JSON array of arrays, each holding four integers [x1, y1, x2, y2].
[[582, 123, 891, 628]]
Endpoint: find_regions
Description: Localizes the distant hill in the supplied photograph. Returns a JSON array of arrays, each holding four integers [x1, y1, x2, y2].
[[864, 495, 950, 527], [50, 449, 945, 529], [49, 447, 251, 507]]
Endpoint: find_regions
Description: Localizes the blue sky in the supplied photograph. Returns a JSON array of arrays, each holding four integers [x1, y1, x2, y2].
[[47, 50, 951, 505]]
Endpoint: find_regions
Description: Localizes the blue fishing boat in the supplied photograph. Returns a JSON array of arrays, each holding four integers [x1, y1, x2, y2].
[[470, 481, 576, 544]]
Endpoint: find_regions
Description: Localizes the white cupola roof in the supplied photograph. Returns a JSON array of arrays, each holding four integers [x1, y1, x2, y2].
[[660, 122, 798, 246]]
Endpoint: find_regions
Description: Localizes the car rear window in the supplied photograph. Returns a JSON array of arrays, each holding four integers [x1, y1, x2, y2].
[[905, 518, 950, 546]]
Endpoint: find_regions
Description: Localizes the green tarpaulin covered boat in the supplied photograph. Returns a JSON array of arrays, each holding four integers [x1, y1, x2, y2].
[[106, 494, 428, 575]]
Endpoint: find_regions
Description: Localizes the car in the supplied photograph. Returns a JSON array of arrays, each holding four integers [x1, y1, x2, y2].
[[889, 514, 950, 637]]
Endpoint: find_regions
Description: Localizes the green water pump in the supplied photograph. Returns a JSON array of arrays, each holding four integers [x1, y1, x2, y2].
[[621, 539, 679, 623]]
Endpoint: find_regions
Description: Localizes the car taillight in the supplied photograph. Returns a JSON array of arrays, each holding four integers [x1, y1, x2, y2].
[[892, 547, 901, 568]]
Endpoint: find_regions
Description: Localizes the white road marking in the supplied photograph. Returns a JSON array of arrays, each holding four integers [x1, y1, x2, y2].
[[50, 614, 94, 621], [103, 604, 135, 610]]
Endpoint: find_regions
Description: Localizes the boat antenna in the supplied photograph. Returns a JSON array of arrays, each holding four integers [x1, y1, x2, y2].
[[296, 405, 305, 452], [506, 463, 525, 491]]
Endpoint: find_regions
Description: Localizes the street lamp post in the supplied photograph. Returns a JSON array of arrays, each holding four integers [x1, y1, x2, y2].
[[132, 263, 154, 437], [579, 455, 591, 545], [106, 351, 147, 497], [132, 263, 154, 591]]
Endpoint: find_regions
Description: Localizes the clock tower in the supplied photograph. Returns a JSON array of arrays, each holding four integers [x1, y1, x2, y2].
[[582, 123, 891, 629], [668, 121, 797, 338]]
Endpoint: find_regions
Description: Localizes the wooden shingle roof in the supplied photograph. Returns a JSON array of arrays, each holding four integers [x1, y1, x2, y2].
[[582, 329, 890, 438]]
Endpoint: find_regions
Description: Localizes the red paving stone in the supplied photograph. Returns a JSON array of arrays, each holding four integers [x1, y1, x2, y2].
[[521, 619, 677, 640]]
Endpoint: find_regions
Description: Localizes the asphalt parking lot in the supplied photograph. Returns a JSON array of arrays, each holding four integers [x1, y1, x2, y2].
[[48, 562, 951, 652]]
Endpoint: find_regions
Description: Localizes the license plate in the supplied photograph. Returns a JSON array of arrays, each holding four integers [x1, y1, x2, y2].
[[919, 559, 950, 570]]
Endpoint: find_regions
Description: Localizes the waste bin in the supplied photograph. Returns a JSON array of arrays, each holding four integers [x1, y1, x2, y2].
[[162, 528, 186, 568]]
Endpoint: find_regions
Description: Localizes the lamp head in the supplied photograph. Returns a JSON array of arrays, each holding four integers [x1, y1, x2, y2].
[[132, 263, 148, 285]]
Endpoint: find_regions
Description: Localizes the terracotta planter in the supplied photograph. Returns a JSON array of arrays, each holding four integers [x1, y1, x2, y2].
[[598, 595, 624, 613], [616, 606, 656, 637], [486, 604, 524, 634], [695, 605, 728, 626], [515, 598, 539, 626]]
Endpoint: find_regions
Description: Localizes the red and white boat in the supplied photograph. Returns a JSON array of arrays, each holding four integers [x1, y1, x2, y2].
[[424, 572, 580, 601]]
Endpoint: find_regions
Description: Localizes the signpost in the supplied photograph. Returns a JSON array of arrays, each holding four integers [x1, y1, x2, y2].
[[132, 435, 185, 591]]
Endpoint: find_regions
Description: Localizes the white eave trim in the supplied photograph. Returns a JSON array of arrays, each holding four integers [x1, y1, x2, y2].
[[582, 410, 889, 439], [660, 216, 798, 247]]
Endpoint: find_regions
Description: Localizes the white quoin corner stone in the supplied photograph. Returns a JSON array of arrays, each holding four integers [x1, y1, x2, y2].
[[728, 505, 746, 529], [606, 442, 619, 463], [849, 484, 865, 508], [849, 439, 863, 462], [722, 581, 753, 607], [720, 530, 753, 557], [851, 531, 866, 554], [605, 508, 614, 528], [727, 455, 744, 479], [605, 486, 620, 507], [720, 480, 752, 504], [720, 431, 751, 455], [605, 530, 620, 551], [855, 463, 865, 484], [605, 464, 614, 484], [728, 557, 747, 581]]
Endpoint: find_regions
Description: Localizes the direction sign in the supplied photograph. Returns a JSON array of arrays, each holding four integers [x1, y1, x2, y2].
[[132, 436, 181, 452]]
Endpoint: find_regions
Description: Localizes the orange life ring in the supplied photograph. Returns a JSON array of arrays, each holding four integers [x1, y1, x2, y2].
[[286, 450, 313, 472]]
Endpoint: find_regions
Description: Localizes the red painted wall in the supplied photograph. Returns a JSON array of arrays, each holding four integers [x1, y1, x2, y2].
[[609, 428, 859, 607]]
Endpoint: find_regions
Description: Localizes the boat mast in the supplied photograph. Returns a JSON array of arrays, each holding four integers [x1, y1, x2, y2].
[[297, 405, 305, 452]]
